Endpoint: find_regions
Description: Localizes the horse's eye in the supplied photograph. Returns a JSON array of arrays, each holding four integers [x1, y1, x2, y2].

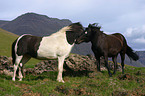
[[85, 31, 88, 34]]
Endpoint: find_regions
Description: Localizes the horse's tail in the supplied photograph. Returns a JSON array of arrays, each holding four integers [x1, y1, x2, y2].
[[126, 45, 139, 61], [114, 33, 139, 61], [12, 39, 17, 64]]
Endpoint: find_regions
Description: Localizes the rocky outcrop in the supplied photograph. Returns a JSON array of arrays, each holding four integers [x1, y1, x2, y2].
[[0, 54, 122, 77], [0, 56, 13, 76]]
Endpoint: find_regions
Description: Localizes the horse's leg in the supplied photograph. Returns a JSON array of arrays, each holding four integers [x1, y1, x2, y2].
[[57, 56, 65, 83], [112, 56, 117, 75], [104, 55, 112, 77], [12, 55, 23, 81], [95, 55, 101, 72], [18, 55, 31, 81], [120, 52, 125, 74]]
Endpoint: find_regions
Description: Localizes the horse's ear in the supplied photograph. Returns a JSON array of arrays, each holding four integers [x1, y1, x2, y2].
[[93, 23, 101, 29], [92, 23, 97, 26], [88, 24, 92, 27]]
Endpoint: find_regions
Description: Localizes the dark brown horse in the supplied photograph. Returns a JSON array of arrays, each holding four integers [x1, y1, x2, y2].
[[76, 23, 139, 76]]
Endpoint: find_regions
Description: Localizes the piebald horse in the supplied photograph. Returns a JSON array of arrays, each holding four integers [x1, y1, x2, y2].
[[12, 22, 84, 83]]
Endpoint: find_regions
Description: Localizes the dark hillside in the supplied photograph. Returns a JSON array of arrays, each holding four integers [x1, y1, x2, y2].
[[0, 20, 9, 27], [136, 51, 145, 66], [1, 13, 72, 36]]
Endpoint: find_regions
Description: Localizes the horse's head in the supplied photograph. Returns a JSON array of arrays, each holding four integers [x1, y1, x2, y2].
[[66, 22, 85, 44], [76, 23, 101, 43]]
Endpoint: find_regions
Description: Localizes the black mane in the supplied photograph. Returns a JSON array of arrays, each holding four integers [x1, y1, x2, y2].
[[66, 22, 84, 45], [69, 22, 83, 32], [88, 23, 105, 35], [88, 23, 102, 30]]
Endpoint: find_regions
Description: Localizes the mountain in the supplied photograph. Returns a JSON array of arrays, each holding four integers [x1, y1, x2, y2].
[[1, 13, 72, 36], [136, 51, 145, 67], [0, 20, 9, 27]]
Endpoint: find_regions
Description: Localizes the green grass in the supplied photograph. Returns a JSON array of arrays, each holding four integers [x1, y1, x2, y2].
[[0, 66, 144, 96], [0, 28, 18, 56]]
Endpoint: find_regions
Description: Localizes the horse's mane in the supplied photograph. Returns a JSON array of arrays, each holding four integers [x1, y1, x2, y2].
[[88, 23, 101, 30], [50, 22, 83, 37], [88, 23, 106, 35], [50, 26, 70, 36]]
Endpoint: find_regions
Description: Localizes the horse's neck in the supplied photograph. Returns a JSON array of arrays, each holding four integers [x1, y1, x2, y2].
[[92, 31, 106, 39]]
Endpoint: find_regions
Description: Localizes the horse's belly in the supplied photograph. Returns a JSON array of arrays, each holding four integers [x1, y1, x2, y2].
[[36, 56, 57, 60], [37, 49, 57, 59]]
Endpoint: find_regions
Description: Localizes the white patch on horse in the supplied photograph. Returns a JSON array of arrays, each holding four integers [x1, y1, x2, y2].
[[12, 34, 31, 81], [37, 26, 73, 59]]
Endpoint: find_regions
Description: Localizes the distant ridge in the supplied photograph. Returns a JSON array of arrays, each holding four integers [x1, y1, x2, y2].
[[0, 20, 9, 27], [1, 12, 72, 36]]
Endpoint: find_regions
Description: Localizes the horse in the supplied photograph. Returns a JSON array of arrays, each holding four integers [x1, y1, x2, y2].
[[12, 22, 84, 83], [77, 23, 139, 77]]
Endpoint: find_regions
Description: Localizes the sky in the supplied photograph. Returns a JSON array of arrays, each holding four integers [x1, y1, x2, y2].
[[0, 0, 145, 51]]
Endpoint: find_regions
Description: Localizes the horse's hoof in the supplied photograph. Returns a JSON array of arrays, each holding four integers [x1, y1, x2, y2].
[[12, 78, 15, 81], [57, 79, 65, 83], [109, 73, 112, 77]]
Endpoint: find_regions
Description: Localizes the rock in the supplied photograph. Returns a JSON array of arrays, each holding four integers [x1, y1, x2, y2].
[[0, 54, 122, 77], [65, 54, 96, 71], [0, 56, 13, 77], [0, 56, 13, 71], [31, 54, 122, 75]]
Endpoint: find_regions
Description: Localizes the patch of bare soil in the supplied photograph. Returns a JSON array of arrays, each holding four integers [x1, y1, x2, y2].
[[118, 74, 134, 80], [15, 83, 41, 96], [55, 85, 93, 95]]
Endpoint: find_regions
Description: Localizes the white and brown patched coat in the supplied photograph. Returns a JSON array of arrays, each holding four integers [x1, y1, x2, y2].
[[12, 22, 84, 83]]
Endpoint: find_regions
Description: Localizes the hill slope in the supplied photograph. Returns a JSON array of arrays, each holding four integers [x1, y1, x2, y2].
[[0, 28, 18, 56], [0, 20, 9, 27]]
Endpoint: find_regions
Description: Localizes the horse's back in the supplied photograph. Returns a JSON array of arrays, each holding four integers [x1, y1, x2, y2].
[[14, 34, 42, 58], [103, 35, 123, 56]]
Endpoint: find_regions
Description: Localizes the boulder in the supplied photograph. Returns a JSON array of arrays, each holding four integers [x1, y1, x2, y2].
[[0, 54, 122, 77]]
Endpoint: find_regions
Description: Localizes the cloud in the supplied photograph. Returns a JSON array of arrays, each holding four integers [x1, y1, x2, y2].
[[122, 25, 145, 50], [133, 37, 145, 44]]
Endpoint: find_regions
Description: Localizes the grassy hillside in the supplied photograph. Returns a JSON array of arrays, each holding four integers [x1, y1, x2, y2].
[[0, 66, 144, 96], [0, 28, 18, 56]]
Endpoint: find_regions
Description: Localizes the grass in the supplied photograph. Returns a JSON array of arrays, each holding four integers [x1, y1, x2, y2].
[[0, 66, 144, 96], [0, 28, 18, 56]]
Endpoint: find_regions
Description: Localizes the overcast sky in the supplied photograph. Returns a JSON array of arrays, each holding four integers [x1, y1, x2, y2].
[[0, 0, 145, 51]]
